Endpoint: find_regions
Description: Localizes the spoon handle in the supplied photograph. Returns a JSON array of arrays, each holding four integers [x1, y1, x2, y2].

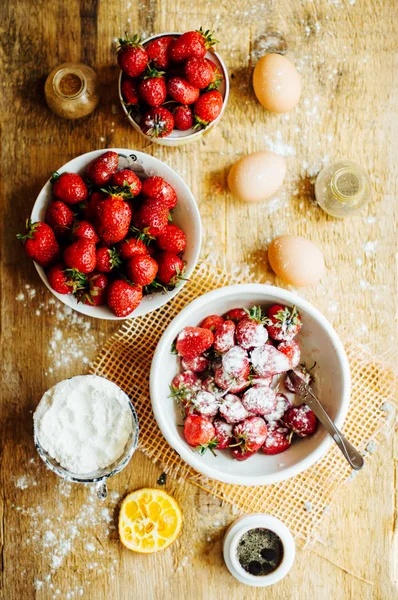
[[304, 392, 364, 471]]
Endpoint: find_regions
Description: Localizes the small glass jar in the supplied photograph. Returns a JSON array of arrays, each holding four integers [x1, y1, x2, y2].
[[315, 160, 372, 218], [44, 62, 99, 119]]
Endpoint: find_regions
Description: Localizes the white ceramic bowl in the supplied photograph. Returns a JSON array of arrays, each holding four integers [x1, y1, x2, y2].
[[118, 32, 230, 146], [30, 148, 202, 320], [150, 284, 351, 485]]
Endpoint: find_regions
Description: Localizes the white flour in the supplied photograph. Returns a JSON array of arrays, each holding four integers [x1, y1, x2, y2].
[[34, 375, 133, 474]]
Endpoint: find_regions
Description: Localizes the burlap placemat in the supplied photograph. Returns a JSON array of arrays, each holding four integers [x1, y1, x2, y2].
[[90, 261, 398, 547]]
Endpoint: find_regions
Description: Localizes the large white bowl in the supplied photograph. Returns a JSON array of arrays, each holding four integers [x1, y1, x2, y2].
[[31, 148, 202, 320], [118, 32, 230, 147], [150, 284, 351, 485]]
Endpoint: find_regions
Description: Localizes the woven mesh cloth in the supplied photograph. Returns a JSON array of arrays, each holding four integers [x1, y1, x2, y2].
[[90, 261, 398, 547]]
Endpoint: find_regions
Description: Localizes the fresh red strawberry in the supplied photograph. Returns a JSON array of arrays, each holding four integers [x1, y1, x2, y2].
[[95, 246, 121, 272], [219, 393, 250, 424], [205, 59, 223, 89], [181, 355, 209, 373], [194, 90, 223, 127], [107, 279, 143, 317], [185, 56, 220, 89], [145, 35, 175, 69], [214, 367, 250, 394], [262, 426, 292, 455], [167, 77, 200, 105], [250, 344, 291, 377], [17, 220, 60, 267], [265, 393, 292, 423], [171, 370, 202, 396], [138, 68, 167, 106], [126, 254, 158, 286], [118, 237, 148, 260], [174, 105, 193, 131], [231, 447, 256, 461], [110, 169, 142, 196], [282, 404, 317, 437], [267, 304, 302, 342], [156, 224, 186, 254], [213, 320, 236, 353], [155, 252, 185, 285], [117, 34, 148, 77], [72, 220, 100, 244], [141, 176, 177, 209], [176, 326, 214, 359], [133, 197, 169, 237], [200, 314, 224, 332], [221, 346, 250, 378], [121, 76, 139, 105], [213, 418, 233, 449], [241, 386, 277, 416], [95, 196, 132, 244], [80, 272, 108, 306], [236, 307, 268, 349], [141, 106, 174, 138], [47, 263, 74, 294], [190, 390, 220, 417], [224, 308, 247, 323], [277, 339, 301, 368], [51, 172, 88, 205], [285, 364, 315, 393], [233, 416, 267, 453], [169, 28, 217, 63], [86, 151, 119, 186], [45, 201, 74, 237], [183, 413, 217, 454], [63, 239, 96, 273], [80, 191, 106, 221]]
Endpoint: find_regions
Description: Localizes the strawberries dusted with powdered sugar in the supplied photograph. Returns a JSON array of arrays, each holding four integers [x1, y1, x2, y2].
[[175, 327, 214, 359], [219, 394, 250, 424], [213, 418, 233, 449], [277, 339, 301, 368], [221, 346, 250, 378], [236, 306, 268, 349], [170, 301, 318, 461], [241, 386, 277, 416], [267, 304, 302, 342], [190, 390, 220, 417], [213, 320, 236, 353], [181, 355, 209, 373], [250, 344, 291, 377], [285, 364, 314, 393]]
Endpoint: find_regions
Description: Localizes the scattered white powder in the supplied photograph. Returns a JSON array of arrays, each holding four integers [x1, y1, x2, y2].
[[15, 292, 25, 301], [264, 132, 296, 157], [14, 475, 36, 490], [363, 241, 377, 256], [34, 375, 133, 474]]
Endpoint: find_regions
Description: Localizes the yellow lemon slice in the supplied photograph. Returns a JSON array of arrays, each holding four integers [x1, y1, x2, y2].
[[118, 488, 182, 553]]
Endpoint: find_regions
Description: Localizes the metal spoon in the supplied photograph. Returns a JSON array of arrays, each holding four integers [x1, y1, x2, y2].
[[287, 370, 364, 471]]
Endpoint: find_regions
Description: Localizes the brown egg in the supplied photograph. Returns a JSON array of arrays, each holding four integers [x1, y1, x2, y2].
[[228, 151, 287, 203], [268, 235, 325, 286], [253, 54, 301, 113]]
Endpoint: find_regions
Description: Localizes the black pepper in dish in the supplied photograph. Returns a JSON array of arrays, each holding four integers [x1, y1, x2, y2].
[[236, 528, 284, 576]]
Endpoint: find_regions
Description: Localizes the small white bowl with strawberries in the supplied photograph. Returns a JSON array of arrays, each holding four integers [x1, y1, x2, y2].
[[18, 149, 201, 319], [150, 284, 351, 485], [117, 29, 229, 146]]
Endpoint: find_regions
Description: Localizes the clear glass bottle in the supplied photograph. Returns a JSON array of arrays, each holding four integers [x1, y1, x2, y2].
[[44, 62, 99, 119], [315, 160, 372, 218]]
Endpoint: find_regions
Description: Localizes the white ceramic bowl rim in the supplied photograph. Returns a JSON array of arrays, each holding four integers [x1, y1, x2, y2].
[[31, 148, 202, 320], [150, 283, 351, 485]]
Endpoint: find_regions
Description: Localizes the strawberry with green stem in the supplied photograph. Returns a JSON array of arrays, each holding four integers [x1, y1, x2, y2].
[[140, 106, 174, 138], [51, 172, 88, 205], [117, 34, 148, 77], [193, 90, 223, 129], [17, 220, 60, 267], [95, 246, 121, 273], [155, 252, 186, 287], [138, 66, 167, 107], [169, 28, 218, 63], [183, 413, 218, 456], [266, 304, 302, 342], [47, 263, 87, 295]]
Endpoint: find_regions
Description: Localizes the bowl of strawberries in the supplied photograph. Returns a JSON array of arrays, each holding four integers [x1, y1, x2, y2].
[[117, 29, 229, 146], [18, 149, 202, 319], [150, 284, 351, 485]]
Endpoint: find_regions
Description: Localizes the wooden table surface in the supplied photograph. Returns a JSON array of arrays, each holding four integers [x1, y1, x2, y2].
[[1, 0, 397, 598]]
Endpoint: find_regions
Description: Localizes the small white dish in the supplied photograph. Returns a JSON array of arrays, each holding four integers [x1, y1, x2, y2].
[[150, 283, 351, 485], [223, 514, 295, 587], [118, 32, 230, 146], [30, 148, 202, 320]]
